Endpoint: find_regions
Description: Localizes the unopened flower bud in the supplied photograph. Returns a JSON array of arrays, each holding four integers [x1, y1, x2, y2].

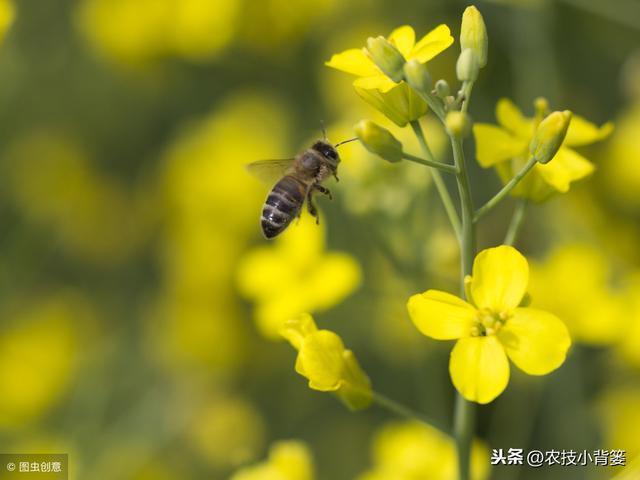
[[355, 120, 403, 163], [529, 110, 572, 164], [434, 79, 450, 98], [403, 60, 432, 94], [456, 48, 479, 82], [445, 111, 471, 138], [365, 36, 405, 83], [461, 5, 488, 68]]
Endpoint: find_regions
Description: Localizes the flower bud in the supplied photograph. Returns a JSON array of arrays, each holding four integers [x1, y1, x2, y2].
[[445, 111, 471, 138], [365, 36, 406, 83], [456, 48, 479, 82], [434, 79, 450, 98], [529, 110, 572, 164], [403, 59, 432, 95], [460, 5, 488, 68], [354, 120, 403, 162]]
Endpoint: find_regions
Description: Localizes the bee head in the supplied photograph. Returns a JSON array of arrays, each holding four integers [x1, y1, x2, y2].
[[312, 140, 340, 167]]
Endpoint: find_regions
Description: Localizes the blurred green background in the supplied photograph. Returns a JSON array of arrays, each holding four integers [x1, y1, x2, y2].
[[0, 0, 639, 479]]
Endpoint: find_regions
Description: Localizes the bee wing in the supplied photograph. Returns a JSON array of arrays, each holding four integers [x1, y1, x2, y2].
[[245, 158, 295, 185]]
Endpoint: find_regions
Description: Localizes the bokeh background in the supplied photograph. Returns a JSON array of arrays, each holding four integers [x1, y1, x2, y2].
[[0, 0, 639, 479]]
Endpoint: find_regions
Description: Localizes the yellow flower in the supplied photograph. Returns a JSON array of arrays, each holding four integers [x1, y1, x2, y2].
[[473, 98, 613, 201], [407, 245, 571, 404], [528, 243, 625, 346], [326, 25, 453, 92], [358, 421, 489, 480], [230, 440, 314, 480], [325, 25, 453, 126], [281, 313, 372, 410], [236, 213, 361, 339]]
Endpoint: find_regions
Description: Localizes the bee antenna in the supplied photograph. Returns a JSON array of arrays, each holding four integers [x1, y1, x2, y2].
[[320, 120, 327, 141], [334, 137, 359, 148]]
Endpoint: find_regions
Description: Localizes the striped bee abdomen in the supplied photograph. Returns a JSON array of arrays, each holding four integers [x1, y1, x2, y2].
[[261, 175, 306, 239]]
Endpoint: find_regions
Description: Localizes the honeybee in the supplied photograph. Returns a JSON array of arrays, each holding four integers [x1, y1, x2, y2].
[[247, 136, 356, 239]]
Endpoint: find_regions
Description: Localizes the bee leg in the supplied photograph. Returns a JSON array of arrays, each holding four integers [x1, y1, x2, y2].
[[306, 191, 320, 225], [333, 173, 340, 182], [314, 184, 332, 200]]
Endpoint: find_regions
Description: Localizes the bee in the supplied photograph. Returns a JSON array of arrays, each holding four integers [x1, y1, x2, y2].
[[247, 136, 357, 239]]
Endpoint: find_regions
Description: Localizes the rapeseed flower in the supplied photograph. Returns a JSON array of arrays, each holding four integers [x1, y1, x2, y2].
[[473, 98, 612, 201], [326, 25, 453, 126], [359, 421, 489, 480], [236, 213, 361, 339], [230, 440, 314, 480], [407, 245, 571, 404], [281, 313, 372, 410]]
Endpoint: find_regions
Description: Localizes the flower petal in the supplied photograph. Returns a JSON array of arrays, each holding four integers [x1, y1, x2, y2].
[[355, 82, 427, 127], [449, 336, 510, 404], [297, 330, 345, 391], [498, 308, 571, 375], [353, 74, 398, 93], [407, 290, 476, 340], [325, 48, 380, 77], [409, 24, 454, 63], [535, 147, 594, 193], [473, 124, 528, 167], [471, 246, 529, 312], [387, 25, 415, 58], [564, 116, 614, 147], [495, 98, 532, 137]]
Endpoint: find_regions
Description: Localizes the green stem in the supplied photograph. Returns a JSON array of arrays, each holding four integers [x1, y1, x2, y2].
[[460, 81, 474, 113], [403, 153, 458, 173], [450, 138, 476, 280], [504, 199, 528, 246], [410, 121, 462, 239], [473, 157, 537, 222], [372, 390, 449, 434], [449, 133, 476, 480]]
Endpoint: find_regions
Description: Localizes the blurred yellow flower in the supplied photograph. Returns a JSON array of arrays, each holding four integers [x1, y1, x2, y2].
[[358, 421, 489, 480], [230, 440, 315, 480], [473, 98, 612, 201], [76, 0, 240, 64], [187, 394, 265, 469], [1, 133, 151, 265], [0, 0, 14, 44], [281, 313, 372, 410], [602, 103, 640, 210], [407, 246, 571, 404], [528, 243, 625, 346], [0, 295, 88, 429], [326, 25, 452, 126], [236, 213, 361, 338], [598, 387, 640, 459], [615, 273, 640, 368], [148, 93, 289, 373]]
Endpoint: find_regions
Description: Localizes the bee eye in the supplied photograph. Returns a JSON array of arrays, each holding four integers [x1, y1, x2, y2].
[[323, 146, 338, 160]]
